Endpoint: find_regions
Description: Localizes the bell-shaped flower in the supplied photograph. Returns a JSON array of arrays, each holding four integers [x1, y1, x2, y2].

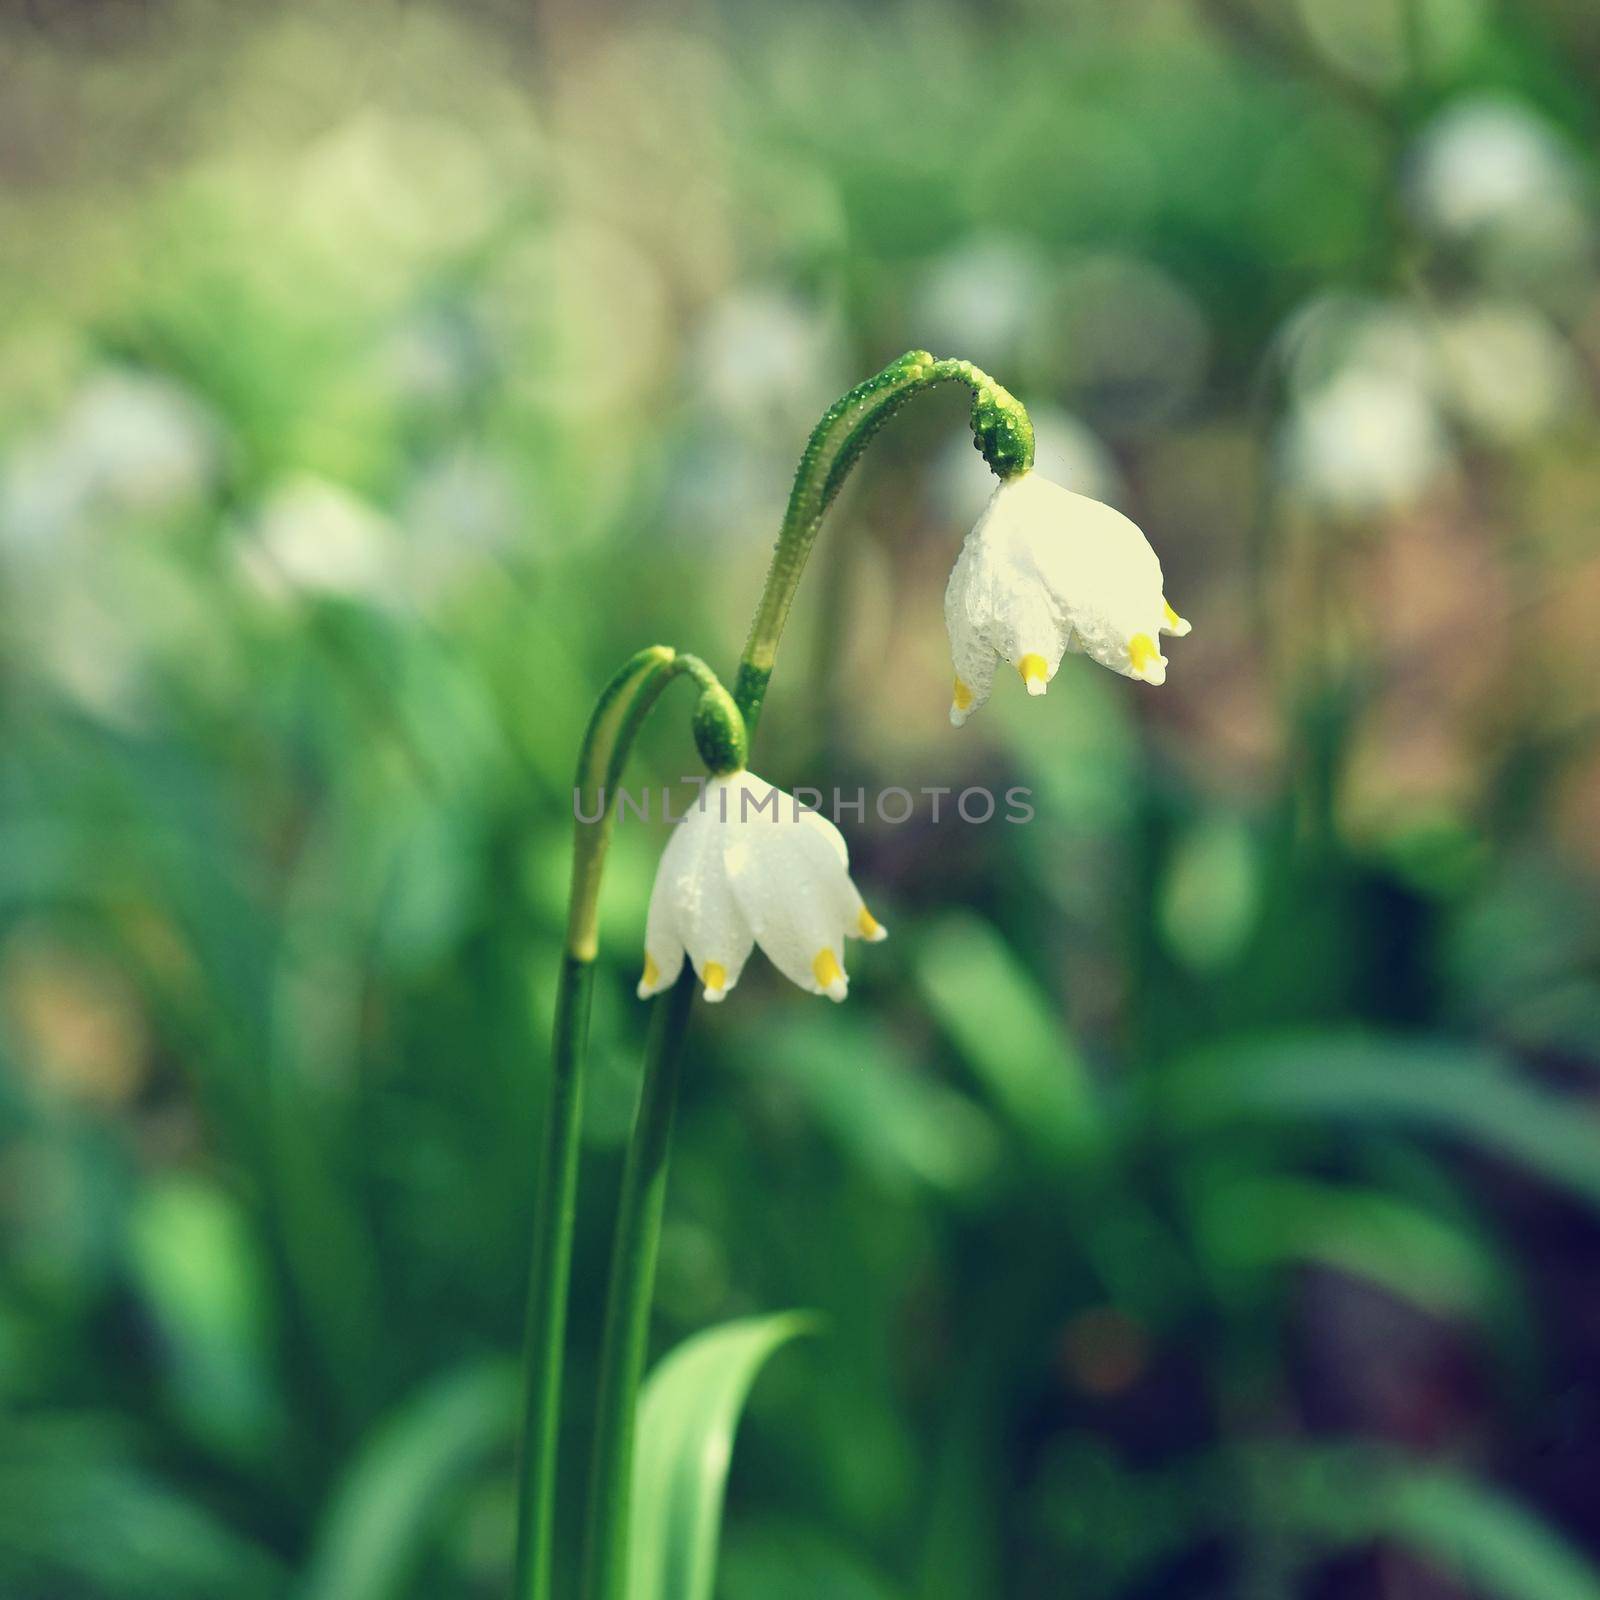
[[636, 771, 886, 1005], [944, 470, 1189, 726]]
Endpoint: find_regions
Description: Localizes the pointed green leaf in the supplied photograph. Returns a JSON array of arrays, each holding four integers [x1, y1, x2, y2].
[[915, 912, 1098, 1157], [1160, 1034, 1600, 1211], [1260, 1445, 1600, 1600], [302, 1361, 517, 1600], [1188, 1172, 1510, 1319], [628, 1313, 813, 1600]]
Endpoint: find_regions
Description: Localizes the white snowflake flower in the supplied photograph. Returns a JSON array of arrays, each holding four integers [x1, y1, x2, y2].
[[636, 771, 886, 1005], [944, 470, 1187, 725]]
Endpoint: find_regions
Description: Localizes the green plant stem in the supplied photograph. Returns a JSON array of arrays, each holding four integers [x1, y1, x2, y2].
[[513, 645, 736, 1600], [563, 352, 1035, 1599], [579, 968, 697, 1600], [733, 350, 1034, 739], [513, 951, 597, 1600]]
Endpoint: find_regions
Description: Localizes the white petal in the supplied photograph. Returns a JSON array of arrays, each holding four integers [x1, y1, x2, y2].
[[1015, 475, 1169, 681], [795, 802, 849, 869], [642, 779, 754, 1002], [949, 648, 997, 727], [945, 535, 1017, 724], [945, 477, 1079, 715], [641, 772, 883, 1005], [638, 818, 693, 998], [636, 949, 683, 1001], [725, 791, 859, 998], [795, 808, 888, 941], [943, 537, 998, 725], [992, 586, 1064, 698], [1126, 634, 1168, 685]]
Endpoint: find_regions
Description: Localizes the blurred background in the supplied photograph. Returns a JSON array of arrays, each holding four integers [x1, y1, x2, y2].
[[3, 0, 1600, 1595]]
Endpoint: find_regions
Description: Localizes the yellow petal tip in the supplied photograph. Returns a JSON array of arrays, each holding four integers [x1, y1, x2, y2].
[[952, 676, 975, 712], [1161, 600, 1191, 638], [857, 907, 887, 943], [701, 960, 728, 1003], [1017, 653, 1049, 695], [812, 947, 847, 1001], [1128, 634, 1165, 681]]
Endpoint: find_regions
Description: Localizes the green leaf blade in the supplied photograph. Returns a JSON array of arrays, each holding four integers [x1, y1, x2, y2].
[[1159, 1032, 1600, 1212], [301, 1361, 517, 1600], [628, 1313, 814, 1600]]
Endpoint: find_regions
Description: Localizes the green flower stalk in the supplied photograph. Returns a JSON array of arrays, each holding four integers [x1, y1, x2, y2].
[[733, 350, 1035, 736], [512, 647, 743, 1600], [516, 348, 1189, 1600], [576, 968, 694, 1600], [581, 782, 884, 1600]]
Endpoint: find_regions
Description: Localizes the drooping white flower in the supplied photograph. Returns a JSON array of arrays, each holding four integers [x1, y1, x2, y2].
[[1281, 368, 1449, 515], [637, 771, 886, 1005], [944, 470, 1188, 725]]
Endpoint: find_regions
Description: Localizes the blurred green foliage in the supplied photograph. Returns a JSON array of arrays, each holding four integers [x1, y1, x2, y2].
[[2, 0, 1600, 1595]]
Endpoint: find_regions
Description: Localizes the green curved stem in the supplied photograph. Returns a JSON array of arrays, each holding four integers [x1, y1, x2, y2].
[[559, 349, 1035, 1600], [578, 968, 696, 1600], [733, 350, 1035, 739], [513, 646, 737, 1600]]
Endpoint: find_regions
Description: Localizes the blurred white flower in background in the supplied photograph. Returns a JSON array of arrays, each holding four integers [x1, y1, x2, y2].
[[401, 449, 518, 600], [1276, 287, 1583, 513], [673, 289, 847, 546], [1406, 97, 1595, 296], [691, 289, 845, 432], [1407, 96, 1583, 238], [1281, 295, 1434, 398], [1433, 301, 1580, 444], [1281, 368, 1450, 517], [292, 111, 500, 294], [914, 236, 1049, 368], [1277, 296, 1449, 515], [238, 477, 400, 607], [382, 308, 491, 410], [0, 368, 223, 721], [61, 371, 219, 516], [1, 436, 85, 555], [0, 370, 219, 551]]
